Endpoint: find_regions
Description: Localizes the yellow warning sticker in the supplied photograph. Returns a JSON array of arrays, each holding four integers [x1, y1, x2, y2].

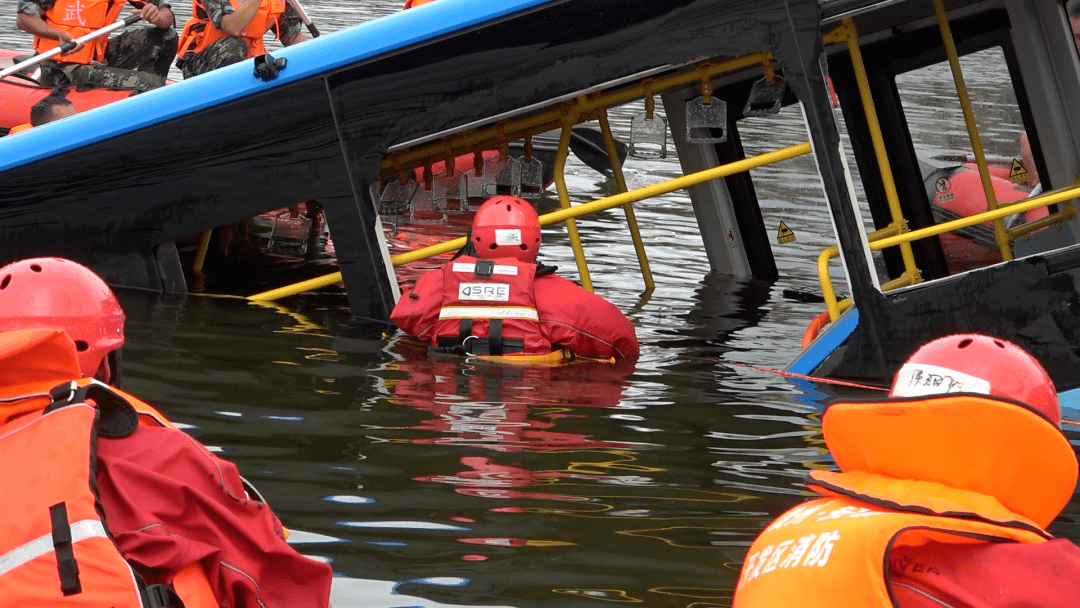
[[777, 221, 796, 244], [1010, 159, 1030, 183]]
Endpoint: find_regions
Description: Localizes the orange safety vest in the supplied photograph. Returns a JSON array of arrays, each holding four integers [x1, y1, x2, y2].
[[733, 491, 1049, 607], [177, 0, 286, 60], [734, 391, 1079, 607], [402, 0, 436, 8], [8, 123, 32, 134], [0, 328, 215, 608], [0, 403, 149, 606], [33, 0, 126, 65]]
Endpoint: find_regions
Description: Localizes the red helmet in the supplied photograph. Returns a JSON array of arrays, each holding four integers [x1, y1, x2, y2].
[[471, 196, 542, 262], [889, 333, 1060, 426], [0, 258, 124, 381]]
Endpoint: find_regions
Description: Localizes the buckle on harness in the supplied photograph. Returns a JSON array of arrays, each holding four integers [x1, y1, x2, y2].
[[143, 583, 184, 608], [431, 335, 477, 356], [474, 259, 495, 279], [48, 381, 79, 405]]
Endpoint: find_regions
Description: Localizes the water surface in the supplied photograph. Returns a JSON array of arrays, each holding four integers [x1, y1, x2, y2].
[[3, 3, 1079, 607]]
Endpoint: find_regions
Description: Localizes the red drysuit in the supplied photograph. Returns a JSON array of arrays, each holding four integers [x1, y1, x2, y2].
[[96, 424, 333, 608], [889, 540, 1080, 607]]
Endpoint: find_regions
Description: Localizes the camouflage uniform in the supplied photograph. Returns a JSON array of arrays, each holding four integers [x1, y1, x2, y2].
[[18, 0, 177, 92], [177, 0, 303, 79]]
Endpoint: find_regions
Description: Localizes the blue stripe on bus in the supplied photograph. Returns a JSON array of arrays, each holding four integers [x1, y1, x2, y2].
[[786, 306, 859, 376], [0, 0, 558, 171]]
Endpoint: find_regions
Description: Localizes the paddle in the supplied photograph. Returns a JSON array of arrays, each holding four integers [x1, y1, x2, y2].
[[0, 13, 142, 80], [569, 126, 629, 177], [286, 0, 320, 38]]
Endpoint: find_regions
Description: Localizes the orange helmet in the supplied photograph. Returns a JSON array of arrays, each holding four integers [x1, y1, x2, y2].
[[470, 196, 542, 262], [0, 258, 124, 382], [889, 333, 1060, 427]]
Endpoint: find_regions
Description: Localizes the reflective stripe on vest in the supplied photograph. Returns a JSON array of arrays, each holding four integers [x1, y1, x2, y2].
[[450, 261, 519, 276], [439, 306, 539, 320], [34, 0, 124, 64], [733, 494, 1048, 607], [0, 519, 107, 578]]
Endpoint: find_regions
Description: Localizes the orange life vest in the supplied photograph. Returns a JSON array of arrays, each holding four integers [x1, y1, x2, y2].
[[8, 123, 32, 134], [733, 491, 1049, 608], [734, 391, 1078, 607], [0, 328, 213, 607], [402, 0, 436, 8], [177, 0, 286, 60], [33, 0, 125, 65], [0, 403, 149, 606]]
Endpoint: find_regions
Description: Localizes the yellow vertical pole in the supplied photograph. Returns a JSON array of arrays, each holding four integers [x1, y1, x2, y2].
[[554, 114, 594, 291], [829, 19, 920, 283], [932, 0, 1011, 261], [599, 109, 654, 291], [192, 229, 212, 274]]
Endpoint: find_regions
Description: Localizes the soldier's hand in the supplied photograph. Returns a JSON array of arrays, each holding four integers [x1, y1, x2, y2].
[[57, 31, 85, 54], [139, 3, 173, 28]]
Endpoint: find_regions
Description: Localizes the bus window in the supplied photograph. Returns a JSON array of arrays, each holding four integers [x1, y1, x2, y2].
[[894, 47, 1030, 275]]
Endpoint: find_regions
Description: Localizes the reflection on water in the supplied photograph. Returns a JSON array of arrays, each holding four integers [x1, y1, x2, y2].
[[4, 2, 1080, 607]]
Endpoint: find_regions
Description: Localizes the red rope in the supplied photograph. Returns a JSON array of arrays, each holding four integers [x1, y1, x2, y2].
[[679, 356, 1080, 428], [679, 354, 888, 391]]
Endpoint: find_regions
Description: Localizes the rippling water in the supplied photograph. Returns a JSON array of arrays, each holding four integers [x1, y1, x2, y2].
[[3, 2, 1079, 607]]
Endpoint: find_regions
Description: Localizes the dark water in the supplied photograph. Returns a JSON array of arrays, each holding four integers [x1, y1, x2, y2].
[[3, 3, 1080, 607]]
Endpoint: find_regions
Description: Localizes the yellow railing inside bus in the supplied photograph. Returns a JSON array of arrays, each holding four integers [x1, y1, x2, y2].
[[372, 53, 777, 293], [823, 19, 921, 289], [817, 184, 1080, 321], [249, 141, 814, 302]]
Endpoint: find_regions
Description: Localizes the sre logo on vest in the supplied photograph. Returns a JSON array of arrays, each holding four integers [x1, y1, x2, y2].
[[459, 282, 511, 301]]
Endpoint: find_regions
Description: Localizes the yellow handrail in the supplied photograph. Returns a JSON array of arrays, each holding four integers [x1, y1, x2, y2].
[[600, 107, 655, 291], [249, 141, 814, 302], [817, 224, 908, 320], [932, 0, 1010, 260], [824, 19, 921, 286], [816, 184, 1080, 318], [192, 229, 213, 274], [554, 109, 593, 291], [379, 52, 775, 179], [871, 188, 1078, 250]]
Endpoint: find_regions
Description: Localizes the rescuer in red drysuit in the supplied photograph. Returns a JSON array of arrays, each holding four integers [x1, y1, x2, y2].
[[733, 333, 1080, 608], [0, 257, 332, 608], [391, 195, 639, 361]]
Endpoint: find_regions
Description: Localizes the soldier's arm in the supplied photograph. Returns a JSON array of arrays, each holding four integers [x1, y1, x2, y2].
[[276, 5, 307, 46], [219, 0, 261, 36], [16, 1, 79, 48]]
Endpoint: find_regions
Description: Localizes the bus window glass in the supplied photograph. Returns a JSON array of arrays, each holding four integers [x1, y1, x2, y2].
[[894, 47, 1031, 275]]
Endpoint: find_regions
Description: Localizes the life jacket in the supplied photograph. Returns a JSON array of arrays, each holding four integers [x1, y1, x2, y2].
[[177, 0, 286, 60], [9, 122, 32, 134], [403, 0, 436, 8], [0, 383, 185, 605], [733, 391, 1079, 607], [33, 0, 126, 64], [732, 492, 1049, 607], [0, 328, 212, 608], [433, 255, 552, 356]]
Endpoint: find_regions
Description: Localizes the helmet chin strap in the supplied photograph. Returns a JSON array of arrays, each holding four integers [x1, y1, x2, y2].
[[95, 349, 123, 386]]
